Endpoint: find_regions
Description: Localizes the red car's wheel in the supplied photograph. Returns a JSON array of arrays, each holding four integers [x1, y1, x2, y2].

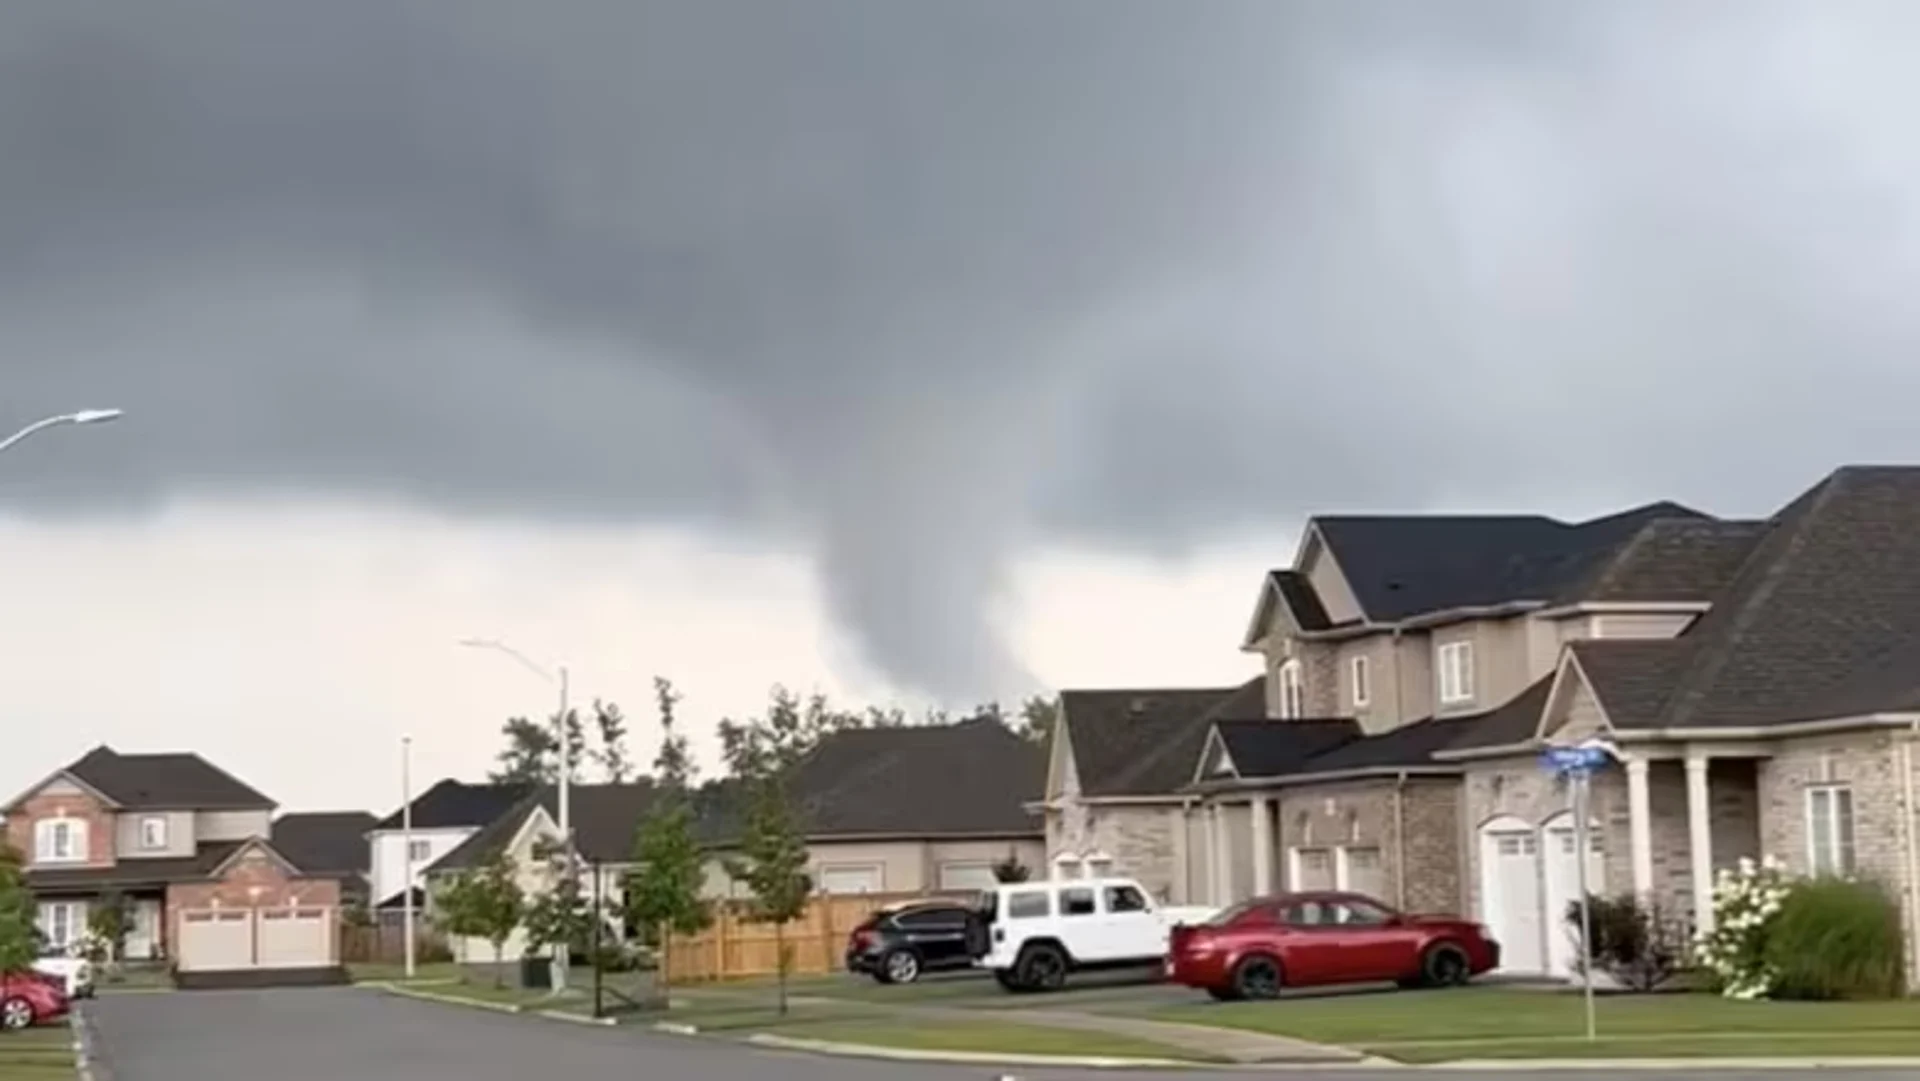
[[1421, 943, 1471, 987], [0, 996, 34, 1031], [1230, 954, 1284, 1000]]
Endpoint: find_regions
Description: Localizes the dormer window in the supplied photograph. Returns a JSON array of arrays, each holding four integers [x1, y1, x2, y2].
[[35, 816, 86, 864], [1438, 640, 1476, 705], [1278, 659, 1304, 719]]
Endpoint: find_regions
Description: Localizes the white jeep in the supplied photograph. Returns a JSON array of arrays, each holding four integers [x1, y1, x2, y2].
[[968, 876, 1216, 992], [32, 944, 93, 1000]]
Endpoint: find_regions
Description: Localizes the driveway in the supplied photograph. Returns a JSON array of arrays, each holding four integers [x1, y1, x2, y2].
[[79, 987, 1920, 1081]]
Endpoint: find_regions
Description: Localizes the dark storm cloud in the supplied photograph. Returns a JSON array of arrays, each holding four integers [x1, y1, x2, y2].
[[3, 0, 1919, 701]]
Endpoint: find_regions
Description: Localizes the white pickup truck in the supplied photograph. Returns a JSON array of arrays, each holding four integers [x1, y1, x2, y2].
[[968, 876, 1216, 992]]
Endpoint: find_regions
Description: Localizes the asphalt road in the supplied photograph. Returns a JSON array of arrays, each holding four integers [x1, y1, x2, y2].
[[78, 986, 1920, 1081]]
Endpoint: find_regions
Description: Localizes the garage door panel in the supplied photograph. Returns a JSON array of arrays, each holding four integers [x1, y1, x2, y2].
[[817, 866, 881, 895], [177, 910, 253, 972], [936, 862, 998, 891], [258, 909, 331, 968]]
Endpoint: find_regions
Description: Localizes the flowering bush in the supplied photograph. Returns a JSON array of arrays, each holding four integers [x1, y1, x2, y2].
[[1693, 855, 1790, 999]]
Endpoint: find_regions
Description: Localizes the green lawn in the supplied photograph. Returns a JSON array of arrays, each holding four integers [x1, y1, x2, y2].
[[0, 1025, 75, 1080], [1140, 988, 1920, 1062], [762, 1017, 1208, 1062]]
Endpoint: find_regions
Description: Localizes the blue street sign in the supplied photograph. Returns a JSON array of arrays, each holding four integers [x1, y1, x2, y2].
[[1541, 744, 1611, 776]]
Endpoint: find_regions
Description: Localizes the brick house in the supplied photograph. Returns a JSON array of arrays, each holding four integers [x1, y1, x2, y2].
[[2, 746, 345, 977], [1041, 465, 1920, 982]]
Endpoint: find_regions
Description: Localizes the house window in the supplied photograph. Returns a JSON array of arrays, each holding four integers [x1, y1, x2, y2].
[[1437, 641, 1475, 704], [1806, 785, 1856, 877], [139, 816, 168, 850], [37, 901, 86, 949], [406, 839, 432, 864], [1278, 659, 1304, 719], [34, 817, 85, 864], [1351, 655, 1371, 708]]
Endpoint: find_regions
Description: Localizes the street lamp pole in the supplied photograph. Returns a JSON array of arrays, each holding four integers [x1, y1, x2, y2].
[[0, 409, 125, 457], [458, 637, 574, 994], [401, 735, 416, 980]]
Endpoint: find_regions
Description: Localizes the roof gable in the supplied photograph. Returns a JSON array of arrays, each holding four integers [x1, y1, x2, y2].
[[1209, 719, 1357, 779], [374, 779, 534, 831]]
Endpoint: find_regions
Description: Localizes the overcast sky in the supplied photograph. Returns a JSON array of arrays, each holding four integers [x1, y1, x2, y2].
[[4, 0, 1919, 813]]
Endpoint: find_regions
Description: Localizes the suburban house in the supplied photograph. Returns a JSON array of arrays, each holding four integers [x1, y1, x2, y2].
[[365, 779, 531, 921], [270, 811, 377, 906], [2, 746, 346, 978], [1042, 465, 1920, 982], [424, 716, 1046, 963]]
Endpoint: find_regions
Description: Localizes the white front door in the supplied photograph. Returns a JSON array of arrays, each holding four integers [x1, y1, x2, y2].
[[1482, 829, 1544, 974], [1542, 821, 1604, 977], [124, 899, 163, 960]]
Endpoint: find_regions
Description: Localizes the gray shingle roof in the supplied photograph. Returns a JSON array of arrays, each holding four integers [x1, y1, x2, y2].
[[373, 779, 534, 831], [63, 746, 273, 810], [1605, 466, 1920, 729], [1312, 501, 1706, 623], [271, 811, 376, 876], [1555, 518, 1768, 605], [1567, 641, 1693, 729], [1441, 676, 1556, 752], [1211, 719, 1356, 778], [1058, 682, 1255, 797]]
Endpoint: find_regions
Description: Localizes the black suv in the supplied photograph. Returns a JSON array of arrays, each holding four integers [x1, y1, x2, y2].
[[845, 900, 986, 984]]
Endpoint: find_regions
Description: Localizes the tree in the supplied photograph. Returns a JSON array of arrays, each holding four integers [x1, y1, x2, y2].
[[592, 699, 635, 783], [490, 710, 587, 785], [991, 850, 1032, 883], [85, 890, 130, 970], [1016, 695, 1060, 745], [0, 843, 35, 974], [625, 676, 712, 1003], [720, 687, 816, 1015], [434, 851, 526, 988], [521, 836, 592, 985]]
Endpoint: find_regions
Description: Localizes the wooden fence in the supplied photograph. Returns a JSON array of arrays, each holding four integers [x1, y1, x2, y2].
[[663, 890, 971, 983], [340, 920, 450, 964]]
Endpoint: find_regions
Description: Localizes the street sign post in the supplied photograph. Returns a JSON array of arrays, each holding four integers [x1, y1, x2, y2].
[[1540, 738, 1617, 1042]]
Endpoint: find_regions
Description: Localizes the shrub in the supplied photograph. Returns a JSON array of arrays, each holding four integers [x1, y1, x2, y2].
[[1693, 855, 1790, 999], [1764, 876, 1905, 1000], [1565, 892, 1688, 991]]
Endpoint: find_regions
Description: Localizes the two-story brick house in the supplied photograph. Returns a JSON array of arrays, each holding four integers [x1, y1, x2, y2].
[[1042, 465, 1920, 984], [2, 745, 345, 978]]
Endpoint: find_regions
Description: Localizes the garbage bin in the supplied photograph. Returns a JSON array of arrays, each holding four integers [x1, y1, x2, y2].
[[519, 955, 552, 989]]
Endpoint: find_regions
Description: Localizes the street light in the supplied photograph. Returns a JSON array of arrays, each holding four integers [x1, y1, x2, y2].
[[458, 637, 574, 993], [0, 409, 125, 456], [401, 735, 416, 980]]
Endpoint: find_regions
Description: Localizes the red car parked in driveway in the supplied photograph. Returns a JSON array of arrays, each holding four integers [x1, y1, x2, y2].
[[1, 970, 70, 1031], [1168, 891, 1499, 1000]]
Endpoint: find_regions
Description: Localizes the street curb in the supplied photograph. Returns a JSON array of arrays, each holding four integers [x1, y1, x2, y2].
[[380, 983, 524, 1014], [72, 1004, 111, 1081], [537, 1008, 616, 1027], [653, 1021, 701, 1035], [1425, 1057, 1920, 1071], [743, 1032, 1207, 1069]]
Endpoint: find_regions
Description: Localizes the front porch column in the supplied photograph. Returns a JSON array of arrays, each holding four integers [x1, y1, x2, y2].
[[1250, 795, 1274, 895], [1210, 802, 1234, 904], [1686, 752, 1714, 933], [1168, 804, 1190, 904], [1626, 755, 1655, 900]]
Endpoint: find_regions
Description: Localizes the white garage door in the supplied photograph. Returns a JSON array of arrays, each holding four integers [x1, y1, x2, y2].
[[1338, 846, 1388, 901], [1482, 829, 1544, 974], [817, 865, 881, 894], [1292, 847, 1335, 890], [1542, 823, 1604, 977], [257, 908, 332, 968], [176, 910, 253, 972], [937, 862, 999, 891]]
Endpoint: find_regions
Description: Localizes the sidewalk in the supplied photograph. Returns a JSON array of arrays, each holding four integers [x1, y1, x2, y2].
[[888, 1001, 1363, 1064]]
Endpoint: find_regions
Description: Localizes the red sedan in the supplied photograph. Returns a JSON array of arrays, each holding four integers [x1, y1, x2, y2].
[[0, 970, 70, 1031], [1169, 891, 1499, 1000]]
